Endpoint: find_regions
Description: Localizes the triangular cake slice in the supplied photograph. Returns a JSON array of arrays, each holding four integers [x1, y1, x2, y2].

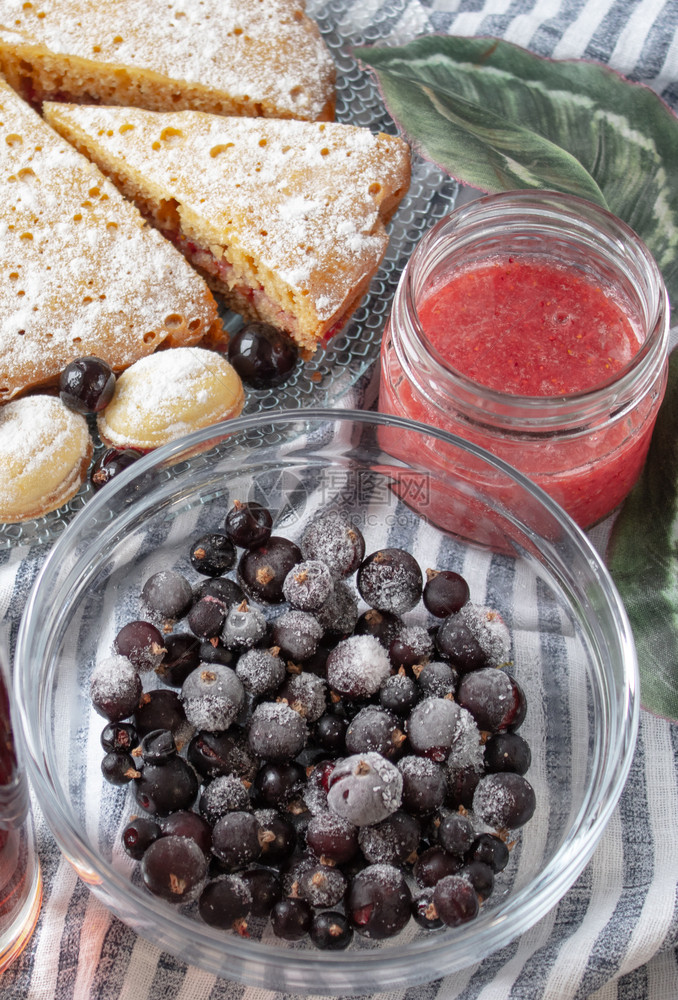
[[0, 77, 222, 402], [43, 104, 412, 351], [0, 0, 335, 122]]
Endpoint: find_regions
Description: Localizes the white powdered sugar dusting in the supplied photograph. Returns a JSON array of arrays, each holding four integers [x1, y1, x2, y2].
[[41, 104, 410, 325], [0, 0, 336, 121], [0, 79, 217, 400]]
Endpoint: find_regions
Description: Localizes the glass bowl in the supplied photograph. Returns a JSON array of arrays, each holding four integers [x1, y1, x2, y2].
[[14, 409, 638, 995]]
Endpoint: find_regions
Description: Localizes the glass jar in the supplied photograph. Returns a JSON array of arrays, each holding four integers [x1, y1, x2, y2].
[[379, 190, 669, 529]]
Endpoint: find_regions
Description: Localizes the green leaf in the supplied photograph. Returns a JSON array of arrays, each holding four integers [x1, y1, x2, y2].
[[354, 35, 678, 308], [608, 347, 678, 721]]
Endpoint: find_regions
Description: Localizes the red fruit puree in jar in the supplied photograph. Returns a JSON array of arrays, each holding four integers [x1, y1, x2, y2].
[[419, 258, 640, 396], [379, 191, 669, 533]]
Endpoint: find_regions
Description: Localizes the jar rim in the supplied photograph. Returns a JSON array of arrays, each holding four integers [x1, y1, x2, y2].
[[401, 190, 669, 424]]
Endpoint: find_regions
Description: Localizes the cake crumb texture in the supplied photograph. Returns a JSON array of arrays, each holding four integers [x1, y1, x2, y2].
[[0, 78, 222, 401], [0, 0, 336, 121], [43, 104, 412, 350]]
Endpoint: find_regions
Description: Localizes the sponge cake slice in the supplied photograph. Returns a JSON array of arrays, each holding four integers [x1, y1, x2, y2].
[[0, 0, 335, 122], [43, 103, 412, 352], [0, 77, 222, 402]]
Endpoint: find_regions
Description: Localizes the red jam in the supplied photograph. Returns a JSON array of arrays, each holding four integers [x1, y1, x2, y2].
[[418, 258, 640, 396], [378, 192, 668, 532]]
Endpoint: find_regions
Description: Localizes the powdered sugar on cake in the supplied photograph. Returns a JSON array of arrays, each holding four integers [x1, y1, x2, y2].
[[41, 104, 411, 343], [0, 0, 335, 122], [0, 79, 220, 401]]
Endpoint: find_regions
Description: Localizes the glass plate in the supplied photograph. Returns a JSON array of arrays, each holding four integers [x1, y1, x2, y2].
[[0, 0, 458, 549]]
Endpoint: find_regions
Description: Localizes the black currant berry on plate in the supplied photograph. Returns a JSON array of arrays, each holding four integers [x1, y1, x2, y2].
[[423, 569, 470, 618], [59, 355, 116, 413], [90, 655, 142, 722], [300, 512, 365, 579], [114, 620, 166, 671], [199, 874, 252, 931], [90, 447, 143, 490], [141, 571, 193, 620], [122, 815, 161, 861], [224, 500, 273, 549], [141, 835, 208, 902], [227, 321, 299, 388], [432, 873, 479, 927], [346, 863, 412, 939], [310, 910, 353, 950]]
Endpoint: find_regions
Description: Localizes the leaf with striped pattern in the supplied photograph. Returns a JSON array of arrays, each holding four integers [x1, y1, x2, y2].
[[608, 347, 678, 721], [354, 35, 678, 306]]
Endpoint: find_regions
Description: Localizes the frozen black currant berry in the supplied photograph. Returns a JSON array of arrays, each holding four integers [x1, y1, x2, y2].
[[461, 859, 495, 901], [211, 811, 262, 870], [346, 863, 412, 939], [326, 752, 402, 826], [134, 749, 199, 816], [101, 721, 138, 753], [254, 808, 296, 865], [271, 609, 323, 662], [432, 874, 479, 927], [295, 862, 346, 909], [90, 447, 143, 490], [354, 608, 403, 648], [122, 815, 161, 860], [227, 321, 299, 388], [195, 576, 245, 607], [187, 595, 228, 639], [411, 887, 444, 930], [134, 688, 187, 738], [407, 696, 461, 761], [300, 511, 365, 579], [238, 536, 302, 603], [345, 706, 405, 759], [437, 810, 476, 858], [313, 713, 347, 754], [484, 731, 532, 775], [159, 810, 212, 856], [224, 500, 273, 549], [141, 835, 207, 902], [389, 624, 433, 669], [59, 355, 116, 413], [180, 663, 245, 732], [357, 809, 420, 866], [282, 559, 333, 611], [190, 532, 236, 577], [270, 897, 312, 941], [423, 569, 470, 618], [247, 701, 308, 762], [379, 672, 419, 716], [398, 756, 447, 815], [468, 833, 510, 873], [235, 646, 286, 697], [198, 639, 235, 666], [198, 774, 250, 823], [316, 581, 359, 640], [141, 571, 193, 620], [438, 604, 511, 671], [472, 772, 536, 830], [310, 910, 353, 950], [456, 668, 517, 733], [357, 548, 422, 616], [155, 633, 200, 687], [413, 845, 462, 888], [114, 620, 166, 671], [90, 655, 142, 721], [417, 660, 458, 699], [251, 760, 305, 808], [444, 706, 485, 791], [277, 671, 327, 723], [187, 727, 258, 783], [139, 728, 177, 765], [199, 873, 252, 931], [101, 750, 139, 785], [240, 867, 282, 918], [306, 811, 359, 865], [221, 601, 268, 652], [326, 634, 391, 700]]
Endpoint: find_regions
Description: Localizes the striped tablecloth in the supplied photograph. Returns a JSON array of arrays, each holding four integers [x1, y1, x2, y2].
[[3, 1, 678, 998]]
